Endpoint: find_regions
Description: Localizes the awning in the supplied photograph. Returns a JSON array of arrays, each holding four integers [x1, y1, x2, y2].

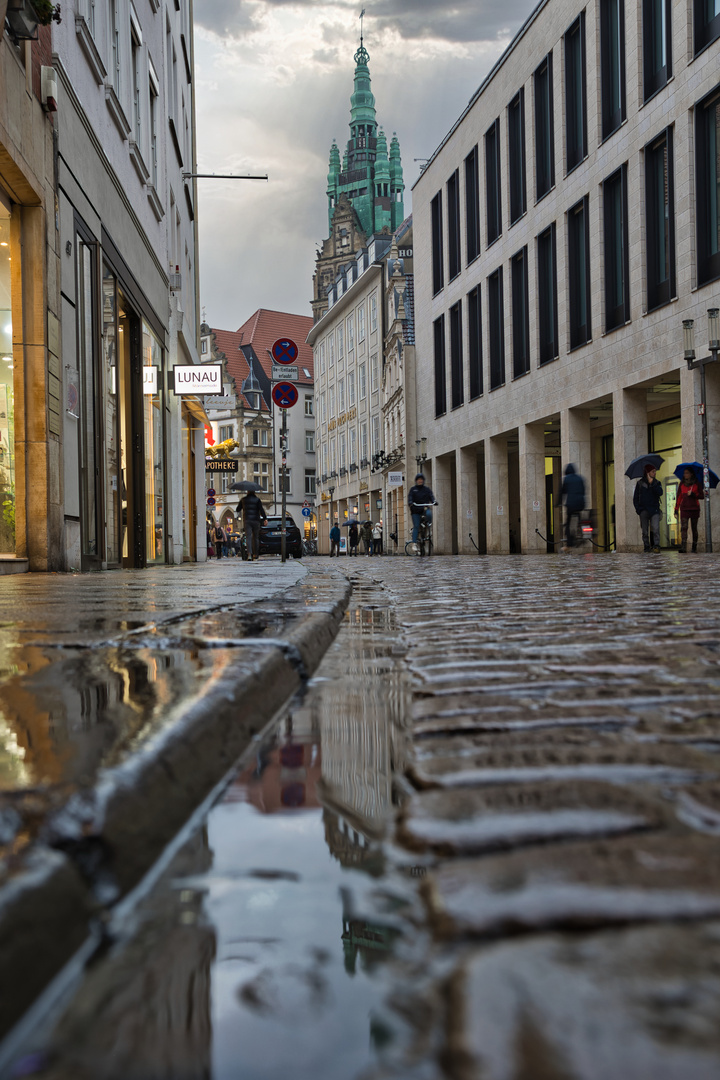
[[182, 395, 210, 424]]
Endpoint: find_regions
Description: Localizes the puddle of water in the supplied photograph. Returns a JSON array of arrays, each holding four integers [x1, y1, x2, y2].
[[4, 588, 411, 1080]]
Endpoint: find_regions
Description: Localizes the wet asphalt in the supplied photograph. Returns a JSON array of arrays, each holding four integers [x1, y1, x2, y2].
[[3, 551, 720, 1078]]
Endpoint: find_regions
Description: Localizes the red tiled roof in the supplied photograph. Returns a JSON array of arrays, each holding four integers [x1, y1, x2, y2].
[[236, 309, 314, 386]]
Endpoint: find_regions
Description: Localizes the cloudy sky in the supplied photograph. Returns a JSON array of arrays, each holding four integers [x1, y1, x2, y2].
[[193, 0, 538, 331]]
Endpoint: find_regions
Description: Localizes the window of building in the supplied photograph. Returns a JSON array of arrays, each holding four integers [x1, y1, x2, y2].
[[359, 362, 367, 400], [488, 268, 505, 389], [370, 354, 379, 393], [434, 314, 447, 417], [695, 0, 720, 53], [339, 434, 346, 469], [534, 53, 555, 201], [321, 443, 327, 476], [220, 424, 234, 442], [350, 427, 357, 464], [568, 196, 592, 348], [358, 305, 366, 342], [449, 301, 464, 409], [246, 391, 259, 410], [338, 377, 345, 412], [319, 341, 325, 375], [251, 428, 268, 447], [360, 422, 368, 462], [372, 415, 380, 455], [305, 430, 315, 453], [330, 438, 336, 473], [642, 0, 672, 101], [508, 89, 526, 225], [337, 323, 344, 358], [111, 0, 121, 96], [131, 21, 142, 143], [149, 76, 158, 187], [320, 391, 326, 423], [603, 165, 630, 331], [220, 475, 229, 495], [467, 285, 483, 399], [253, 461, 269, 491], [201, 338, 208, 354], [695, 86, 720, 287], [347, 370, 355, 407], [305, 470, 316, 496], [346, 313, 355, 352], [465, 145, 481, 264], [485, 118, 502, 244], [278, 468, 291, 494], [431, 191, 444, 294], [511, 247, 530, 378], [447, 169, 461, 280], [305, 394, 314, 416], [370, 294, 377, 332], [537, 223, 559, 364], [601, 0, 626, 141], [328, 331, 335, 366], [645, 127, 675, 310], [565, 13, 587, 173], [329, 385, 335, 418]]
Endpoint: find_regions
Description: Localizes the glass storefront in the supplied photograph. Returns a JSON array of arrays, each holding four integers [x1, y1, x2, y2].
[[649, 416, 681, 548], [603, 434, 616, 550], [102, 265, 121, 566], [0, 204, 15, 554], [142, 321, 164, 564]]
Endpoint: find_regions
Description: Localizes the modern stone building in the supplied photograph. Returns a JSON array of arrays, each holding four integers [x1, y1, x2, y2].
[[312, 39, 404, 324], [413, 0, 720, 554]]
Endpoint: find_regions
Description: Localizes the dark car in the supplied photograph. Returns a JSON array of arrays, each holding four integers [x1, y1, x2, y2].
[[240, 514, 303, 560]]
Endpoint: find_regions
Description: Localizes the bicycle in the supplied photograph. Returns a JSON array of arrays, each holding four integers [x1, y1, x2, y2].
[[302, 538, 318, 556], [405, 503, 436, 556]]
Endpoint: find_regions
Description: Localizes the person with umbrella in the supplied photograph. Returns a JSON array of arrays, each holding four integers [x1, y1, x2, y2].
[[674, 466, 704, 552], [633, 464, 663, 552], [360, 519, 373, 556], [347, 520, 359, 556], [232, 481, 267, 562]]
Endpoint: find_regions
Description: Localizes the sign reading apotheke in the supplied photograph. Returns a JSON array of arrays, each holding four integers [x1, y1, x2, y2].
[[172, 364, 222, 395]]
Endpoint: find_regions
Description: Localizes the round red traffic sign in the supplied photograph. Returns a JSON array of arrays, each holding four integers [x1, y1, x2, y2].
[[271, 338, 299, 365], [207, 497, 216, 506], [271, 382, 299, 409], [207, 488, 216, 497]]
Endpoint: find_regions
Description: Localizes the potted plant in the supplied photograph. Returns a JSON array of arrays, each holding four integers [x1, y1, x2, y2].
[[5, 0, 60, 41]]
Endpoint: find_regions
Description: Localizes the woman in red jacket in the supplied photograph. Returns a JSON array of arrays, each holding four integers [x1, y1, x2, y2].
[[675, 467, 704, 552]]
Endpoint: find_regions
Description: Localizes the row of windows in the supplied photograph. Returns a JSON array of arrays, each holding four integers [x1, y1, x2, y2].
[[431, 4, 720, 295], [276, 470, 317, 496], [317, 294, 379, 375], [317, 356, 380, 422], [318, 419, 382, 477]]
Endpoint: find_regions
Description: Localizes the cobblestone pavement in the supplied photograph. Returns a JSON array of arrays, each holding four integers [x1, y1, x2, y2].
[[330, 553, 720, 1079]]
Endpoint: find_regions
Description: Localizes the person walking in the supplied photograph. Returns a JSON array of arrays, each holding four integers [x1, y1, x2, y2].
[[329, 523, 341, 557], [372, 520, 383, 556], [348, 522, 359, 556], [212, 521, 226, 560], [633, 464, 664, 552], [360, 519, 373, 556], [239, 491, 267, 561], [408, 474, 437, 544], [560, 464, 586, 548], [674, 467, 704, 552]]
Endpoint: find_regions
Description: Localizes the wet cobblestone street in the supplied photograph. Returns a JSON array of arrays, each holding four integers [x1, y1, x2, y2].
[[4, 551, 720, 1079]]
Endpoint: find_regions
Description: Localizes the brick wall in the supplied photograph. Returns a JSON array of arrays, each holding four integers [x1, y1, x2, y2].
[[31, 24, 52, 103]]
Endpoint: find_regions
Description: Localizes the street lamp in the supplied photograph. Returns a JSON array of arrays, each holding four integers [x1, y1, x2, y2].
[[415, 437, 428, 470], [684, 310, 719, 552]]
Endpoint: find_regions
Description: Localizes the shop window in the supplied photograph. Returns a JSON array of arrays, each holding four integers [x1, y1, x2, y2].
[[511, 247, 530, 378], [649, 417, 682, 548], [508, 89, 526, 225], [645, 127, 675, 311], [568, 196, 591, 348], [0, 206, 15, 556], [603, 165, 630, 331], [447, 169, 461, 280], [143, 321, 165, 564], [488, 267, 505, 389], [537, 223, 559, 364], [431, 191, 444, 294], [449, 301, 464, 409], [565, 13, 587, 173], [695, 87, 720, 287], [468, 284, 483, 399], [433, 314, 447, 417], [465, 145, 481, 264], [642, 0, 672, 101], [485, 118, 502, 244], [601, 0, 626, 140], [534, 53, 555, 201]]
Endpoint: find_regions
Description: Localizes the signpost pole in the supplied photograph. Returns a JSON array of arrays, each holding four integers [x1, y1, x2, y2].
[[281, 408, 288, 563]]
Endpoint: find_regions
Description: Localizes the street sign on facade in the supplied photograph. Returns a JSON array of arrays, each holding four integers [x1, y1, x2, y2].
[[388, 471, 403, 487], [271, 382, 299, 409], [207, 497, 216, 506], [272, 365, 298, 382], [271, 338, 299, 365], [205, 459, 239, 472], [207, 488, 216, 497], [172, 364, 222, 395], [301, 507, 312, 518]]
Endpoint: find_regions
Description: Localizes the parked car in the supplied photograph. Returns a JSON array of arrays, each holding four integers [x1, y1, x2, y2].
[[240, 514, 303, 559]]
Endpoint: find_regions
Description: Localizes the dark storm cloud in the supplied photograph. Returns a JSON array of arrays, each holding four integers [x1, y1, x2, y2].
[[195, 0, 537, 43]]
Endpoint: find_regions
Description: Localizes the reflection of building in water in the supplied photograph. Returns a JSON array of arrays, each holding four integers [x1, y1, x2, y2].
[[342, 916, 396, 976], [226, 705, 322, 814]]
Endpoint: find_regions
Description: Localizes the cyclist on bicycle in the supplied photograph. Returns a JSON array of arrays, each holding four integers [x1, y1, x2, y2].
[[408, 473, 437, 543]]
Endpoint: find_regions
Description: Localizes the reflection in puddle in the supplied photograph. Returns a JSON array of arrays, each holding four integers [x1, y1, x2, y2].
[[9, 586, 412, 1080]]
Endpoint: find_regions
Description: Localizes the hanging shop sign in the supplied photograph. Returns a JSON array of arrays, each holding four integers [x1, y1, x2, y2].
[[172, 364, 222, 395], [205, 459, 239, 472], [388, 471, 403, 488], [143, 366, 158, 395]]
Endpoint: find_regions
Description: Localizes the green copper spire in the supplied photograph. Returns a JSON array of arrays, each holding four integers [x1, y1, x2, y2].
[[350, 43, 376, 132], [327, 140, 341, 231]]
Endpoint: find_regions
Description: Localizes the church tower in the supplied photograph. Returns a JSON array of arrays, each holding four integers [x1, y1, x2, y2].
[[313, 36, 405, 322]]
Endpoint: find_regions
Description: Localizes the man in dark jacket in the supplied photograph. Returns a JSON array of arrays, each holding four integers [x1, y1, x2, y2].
[[560, 463, 586, 547], [408, 474, 437, 544], [239, 492, 267, 561], [633, 464, 663, 552]]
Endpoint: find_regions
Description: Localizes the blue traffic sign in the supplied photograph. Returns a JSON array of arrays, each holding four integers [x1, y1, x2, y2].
[[271, 338, 299, 365], [271, 382, 299, 409], [301, 507, 312, 518]]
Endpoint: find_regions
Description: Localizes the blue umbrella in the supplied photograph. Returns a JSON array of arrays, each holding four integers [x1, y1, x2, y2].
[[674, 462, 720, 489], [625, 453, 664, 479]]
